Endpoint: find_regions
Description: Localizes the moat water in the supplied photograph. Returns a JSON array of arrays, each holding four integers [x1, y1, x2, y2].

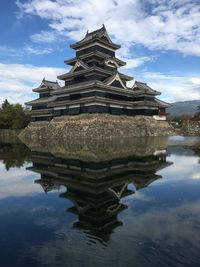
[[0, 136, 200, 267]]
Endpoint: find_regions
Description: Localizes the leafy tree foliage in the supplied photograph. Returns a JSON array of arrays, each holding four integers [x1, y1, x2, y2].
[[167, 115, 189, 127], [0, 143, 30, 170], [168, 105, 200, 126], [193, 111, 200, 121], [190, 105, 200, 121], [0, 100, 29, 129], [2, 99, 10, 109]]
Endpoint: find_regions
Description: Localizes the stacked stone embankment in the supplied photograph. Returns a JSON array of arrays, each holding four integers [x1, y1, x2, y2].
[[19, 114, 174, 143], [181, 121, 200, 136]]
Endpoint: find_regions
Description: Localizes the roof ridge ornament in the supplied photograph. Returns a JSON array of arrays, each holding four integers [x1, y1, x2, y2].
[[105, 58, 119, 68], [69, 58, 89, 73], [106, 72, 127, 89], [70, 25, 120, 50]]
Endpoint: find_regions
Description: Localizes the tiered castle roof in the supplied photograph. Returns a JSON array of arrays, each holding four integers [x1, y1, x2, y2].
[[26, 25, 171, 122], [27, 148, 171, 239], [70, 24, 120, 50]]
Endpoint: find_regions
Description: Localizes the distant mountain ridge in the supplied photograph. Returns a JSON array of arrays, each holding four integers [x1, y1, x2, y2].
[[167, 100, 200, 116]]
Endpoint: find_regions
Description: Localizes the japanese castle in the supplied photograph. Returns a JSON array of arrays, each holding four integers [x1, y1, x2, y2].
[[28, 148, 171, 238], [26, 25, 170, 122]]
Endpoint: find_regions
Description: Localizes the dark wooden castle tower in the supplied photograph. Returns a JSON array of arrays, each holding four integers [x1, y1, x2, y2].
[[26, 25, 170, 122], [28, 148, 171, 239]]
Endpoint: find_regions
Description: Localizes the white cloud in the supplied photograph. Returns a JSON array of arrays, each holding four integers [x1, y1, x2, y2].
[[31, 31, 58, 43], [189, 77, 200, 85], [0, 45, 54, 57], [16, 0, 200, 56], [133, 71, 200, 102], [24, 46, 54, 55], [0, 163, 42, 199], [122, 56, 155, 70], [191, 173, 200, 180], [157, 154, 200, 183], [0, 63, 66, 104]]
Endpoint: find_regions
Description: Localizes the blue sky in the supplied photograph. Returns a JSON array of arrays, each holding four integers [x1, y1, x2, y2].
[[0, 0, 200, 104]]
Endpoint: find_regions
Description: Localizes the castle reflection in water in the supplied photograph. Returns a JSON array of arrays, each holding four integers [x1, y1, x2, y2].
[[25, 138, 173, 240]]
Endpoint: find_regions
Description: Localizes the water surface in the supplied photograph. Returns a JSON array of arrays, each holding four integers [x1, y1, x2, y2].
[[0, 136, 200, 267]]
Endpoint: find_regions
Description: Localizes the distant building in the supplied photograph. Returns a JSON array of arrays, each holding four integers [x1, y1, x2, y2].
[[26, 25, 170, 122]]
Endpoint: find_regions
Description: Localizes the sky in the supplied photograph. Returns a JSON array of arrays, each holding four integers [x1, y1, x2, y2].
[[0, 0, 200, 104]]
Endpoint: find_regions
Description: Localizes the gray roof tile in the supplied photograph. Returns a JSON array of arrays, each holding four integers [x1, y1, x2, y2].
[[133, 81, 160, 95]]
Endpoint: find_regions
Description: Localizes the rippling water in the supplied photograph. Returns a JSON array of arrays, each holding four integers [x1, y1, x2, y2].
[[0, 136, 200, 267]]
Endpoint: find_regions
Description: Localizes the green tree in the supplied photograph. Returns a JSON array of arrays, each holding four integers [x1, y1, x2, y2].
[[2, 99, 10, 109], [0, 143, 30, 170], [191, 105, 200, 121], [193, 112, 200, 121], [0, 100, 29, 129]]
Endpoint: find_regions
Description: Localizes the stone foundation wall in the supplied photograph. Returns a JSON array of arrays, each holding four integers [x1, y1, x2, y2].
[[181, 121, 200, 136], [19, 114, 174, 143], [22, 136, 170, 161], [0, 129, 22, 143]]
